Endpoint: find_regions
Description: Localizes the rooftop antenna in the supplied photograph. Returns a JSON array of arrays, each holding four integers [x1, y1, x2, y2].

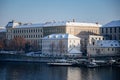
[[73, 19, 75, 22], [12, 20, 15, 22]]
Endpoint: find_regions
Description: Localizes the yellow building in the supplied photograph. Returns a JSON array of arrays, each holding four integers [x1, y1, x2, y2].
[[43, 22, 101, 53], [6, 20, 101, 52]]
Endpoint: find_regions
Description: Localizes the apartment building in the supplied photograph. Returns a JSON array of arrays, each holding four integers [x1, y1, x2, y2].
[[100, 20, 120, 40]]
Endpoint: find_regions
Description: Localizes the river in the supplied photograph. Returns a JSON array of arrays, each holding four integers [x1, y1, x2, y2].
[[0, 62, 120, 80]]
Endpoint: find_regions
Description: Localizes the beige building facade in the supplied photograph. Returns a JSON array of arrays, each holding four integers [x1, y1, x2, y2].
[[43, 22, 101, 54], [6, 20, 101, 52]]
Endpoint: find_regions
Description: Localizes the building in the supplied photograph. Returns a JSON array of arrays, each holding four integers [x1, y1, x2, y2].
[[6, 20, 101, 52], [43, 21, 101, 54], [87, 40, 120, 56], [42, 34, 82, 55], [88, 35, 105, 44], [6, 20, 43, 50], [100, 20, 120, 40], [0, 27, 6, 39]]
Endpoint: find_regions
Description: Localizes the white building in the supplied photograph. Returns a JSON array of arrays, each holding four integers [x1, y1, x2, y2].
[[87, 40, 120, 56], [42, 34, 82, 55], [88, 35, 104, 44]]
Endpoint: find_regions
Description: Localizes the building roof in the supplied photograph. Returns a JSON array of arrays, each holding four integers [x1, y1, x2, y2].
[[6, 21, 20, 28], [0, 27, 6, 32], [96, 40, 120, 47], [6, 21, 102, 29], [68, 48, 82, 54], [102, 20, 120, 27], [42, 33, 80, 39]]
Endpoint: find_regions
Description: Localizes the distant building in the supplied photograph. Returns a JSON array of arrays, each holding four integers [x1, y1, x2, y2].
[[42, 34, 82, 55], [88, 35, 105, 45], [0, 27, 6, 39], [6, 20, 43, 50], [87, 40, 120, 56], [6, 20, 101, 51], [43, 21, 101, 54], [100, 20, 120, 40]]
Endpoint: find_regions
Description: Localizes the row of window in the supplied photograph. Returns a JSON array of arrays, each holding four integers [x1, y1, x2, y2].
[[90, 48, 119, 52], [91, 37, 104, 40], [44, 29, 64, 33], [14, 34, 43, 38], [7, 29, 43, 33], [101, 27, 120, 33], [109, 35, 120, 40]]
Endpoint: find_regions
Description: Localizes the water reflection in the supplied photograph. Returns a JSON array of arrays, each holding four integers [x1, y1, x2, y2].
[[0, 62, 120, 80]]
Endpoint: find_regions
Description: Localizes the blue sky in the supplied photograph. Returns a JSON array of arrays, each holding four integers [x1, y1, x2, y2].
[[0, 0, 120, 26]]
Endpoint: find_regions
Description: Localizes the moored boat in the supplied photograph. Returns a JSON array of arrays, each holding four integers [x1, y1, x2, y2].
[[47, 62, 73, 66], [47, 59, 75, 66]]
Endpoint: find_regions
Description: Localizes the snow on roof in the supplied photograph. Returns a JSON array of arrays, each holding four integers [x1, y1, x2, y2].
[[68, 48, 82, 54], [66, 22, 102, 27], [43, 33, 80, 39], [96, 40, 120, 47], [6, 21, 20, 28], [0, 27, 6, 32], [102, 20, 120, 27], [10, 21, 101, 28], [16, 23, 44, 28]]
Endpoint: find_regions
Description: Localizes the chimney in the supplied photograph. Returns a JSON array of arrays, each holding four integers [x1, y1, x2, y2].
[[73, 19, 75, 22]]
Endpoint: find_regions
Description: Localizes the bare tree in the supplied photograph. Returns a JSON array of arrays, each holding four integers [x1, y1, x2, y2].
[[9, 37, 26, 51], [49, 42, 55, 54], [58, 40, 65, 54]]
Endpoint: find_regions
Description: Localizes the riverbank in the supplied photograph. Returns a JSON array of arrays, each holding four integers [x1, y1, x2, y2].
[[0, 53, 120, 63]]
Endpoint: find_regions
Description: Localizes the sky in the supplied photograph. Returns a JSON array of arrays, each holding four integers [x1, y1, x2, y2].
[[0, 0, 120, 26]]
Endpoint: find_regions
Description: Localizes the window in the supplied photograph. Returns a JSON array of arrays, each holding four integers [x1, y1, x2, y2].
[[112, 48, 114, 51], [74, 40, 75, 43], [115, 44, 117, 46], [110, 28, 112, 33], [114, 35, 116, 40], [114, 27, 116, 33], [108, 48, 109, 51], [74, 45, 75, 47], [92, 42, 95, 45], [119, 28, 120, 33], [106, 28, 108, 33]]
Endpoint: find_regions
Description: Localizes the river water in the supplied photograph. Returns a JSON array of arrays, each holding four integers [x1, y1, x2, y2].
[[0, 62, 120, 80]]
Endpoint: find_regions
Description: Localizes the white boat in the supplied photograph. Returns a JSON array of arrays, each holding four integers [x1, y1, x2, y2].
[[86, 62, 98, 68], [47, 62, 73, 66], [47, 59, 74, 66]]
